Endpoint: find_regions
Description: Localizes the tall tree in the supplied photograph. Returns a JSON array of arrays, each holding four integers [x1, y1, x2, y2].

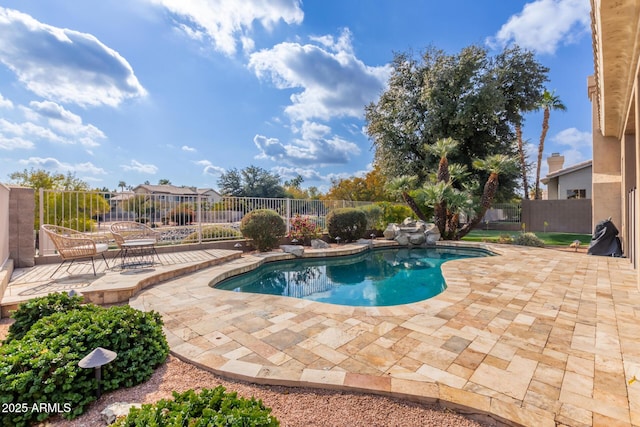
[[158, 179, 172, 185], [366, 44, 548, 203], [118, 181, 127, 193], [324, 165, 393, 202], [217, 165, 285, 198], [494, 46, 548, 200], [534, 90, 566, 199]]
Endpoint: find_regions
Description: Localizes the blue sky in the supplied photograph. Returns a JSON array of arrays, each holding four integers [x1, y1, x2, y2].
[[0, 0, 594, 193]]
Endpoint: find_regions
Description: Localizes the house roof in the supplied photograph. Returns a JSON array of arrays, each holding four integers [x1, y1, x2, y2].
[[133, 184, 198, 195], [541, 159, 592, 184], [197, 188, 221, 196]]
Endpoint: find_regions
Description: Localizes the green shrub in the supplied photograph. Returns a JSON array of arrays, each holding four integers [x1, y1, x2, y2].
[[287, 214, 321, 245], [360, 204, 384, 231], [376, 202, 416, 226], [182, 225, 243, 243], [513, 232, 545, 247], [240, 209, 286, 251], [0, 304, 169, 426], [113, 386, 279, 427], [326, 208, 367, 242], [5, 292, 84, 343]]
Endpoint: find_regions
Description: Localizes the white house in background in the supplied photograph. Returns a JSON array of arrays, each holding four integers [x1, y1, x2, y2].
[[541, 153, 593, 200], [132, 184, 221, 203]]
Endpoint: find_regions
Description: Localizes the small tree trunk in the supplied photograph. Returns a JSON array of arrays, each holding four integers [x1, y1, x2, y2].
[[535, 108, 550, 200], [402, 191, 428, 222], [455, 174, 499, 239], [516, 123, 529, 200]]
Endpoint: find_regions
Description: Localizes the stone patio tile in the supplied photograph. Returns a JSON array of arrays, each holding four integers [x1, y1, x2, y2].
[[300, 368, 346, 387], [390, 378, 438, 402], [416, 364, 467, 388], [562, 371, 594, 397], [308, 343, 349, 365]]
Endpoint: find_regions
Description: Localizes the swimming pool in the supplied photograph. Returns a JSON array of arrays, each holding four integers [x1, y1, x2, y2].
[[213, 246, 492, 306]]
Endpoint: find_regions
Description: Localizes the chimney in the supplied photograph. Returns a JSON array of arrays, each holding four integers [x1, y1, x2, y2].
[[547, 153, 564, 174]]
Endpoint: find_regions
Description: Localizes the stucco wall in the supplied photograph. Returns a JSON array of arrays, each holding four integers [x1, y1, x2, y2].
[[9, 186, 35, 268], [558, 167, 592, 199], [0, 184, 9, 268]]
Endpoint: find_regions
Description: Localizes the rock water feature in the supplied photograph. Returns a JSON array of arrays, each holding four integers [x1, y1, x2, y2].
[[383, 218, 441, 246]]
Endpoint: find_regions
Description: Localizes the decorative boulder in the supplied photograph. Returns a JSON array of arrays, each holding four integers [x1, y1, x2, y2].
[[311, 239, 331, 249], [280, 245, 305, 257], [408, 233, 426, 245], [383, 223, 400, 240], [385, 219, 440, 246], [395, 233, 410, 246], [101, 402, 141, 425]]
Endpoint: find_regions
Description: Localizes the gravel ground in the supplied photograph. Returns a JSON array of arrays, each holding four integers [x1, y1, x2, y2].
[[0, 318, 494, 427]]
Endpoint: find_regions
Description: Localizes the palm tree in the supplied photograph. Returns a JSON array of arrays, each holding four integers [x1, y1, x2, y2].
[[515, 122, 529, 199], [456, 154, 517, 238], [118, 181, 127, 193], [534, 90, 566, 199], [386, 176, 428, 222], [424, 137, 459, 235], [424, 137, 459, 184]]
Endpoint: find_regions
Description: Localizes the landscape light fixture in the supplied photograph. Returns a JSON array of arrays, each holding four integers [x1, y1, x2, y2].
[[78, 347, 117, 398]]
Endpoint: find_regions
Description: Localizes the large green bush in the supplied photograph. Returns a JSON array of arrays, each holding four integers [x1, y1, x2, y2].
[[240, 209, 286, 251], [5, 292, 84, 342], [377, 202, 417, 226], [0, 298, 169, 426], [113, 386, 279, 427], [326, 208, 367, 242], [359, 204, 384, 232]]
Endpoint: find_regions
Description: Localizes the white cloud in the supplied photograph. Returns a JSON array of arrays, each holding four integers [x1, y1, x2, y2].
[[271, 166, 324, 182], [146, 0, 303, 56], [248, 29, 390, 122], [254, 127, 361, 166], [551, 127, 592, 165], [26, 101, 106, 147], [0, 136, 33, 150], [0, 92, 13, 109], [0, 7, 147, 107], [182, 145, 196, 152], [195, 159, 225, 176], [121, 159, 158, 174], [0, 118, 66, 145], [487, 0, 590, 55], [18, 156, 106, 174]]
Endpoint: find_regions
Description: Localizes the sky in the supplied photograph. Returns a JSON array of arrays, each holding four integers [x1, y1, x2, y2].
[[0, 0, 594, 193]]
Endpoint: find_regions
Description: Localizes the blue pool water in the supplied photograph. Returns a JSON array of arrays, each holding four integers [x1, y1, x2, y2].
[[213, 246, 491, 307]]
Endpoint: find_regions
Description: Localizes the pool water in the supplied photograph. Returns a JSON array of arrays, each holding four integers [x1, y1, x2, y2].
[[213, 246, 491, 307]]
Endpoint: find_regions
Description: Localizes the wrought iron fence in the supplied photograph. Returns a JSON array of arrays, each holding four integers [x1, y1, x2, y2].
[[480, 203, 522, 224], [37, 189, 372, 255]]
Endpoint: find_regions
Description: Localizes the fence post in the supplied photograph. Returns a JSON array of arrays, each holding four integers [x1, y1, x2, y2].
[[197, 195, 202, 244], [286, 198, 291, 234]]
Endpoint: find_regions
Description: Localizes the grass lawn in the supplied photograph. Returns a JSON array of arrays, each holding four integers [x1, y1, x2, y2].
[[462, 229, 592, 246]]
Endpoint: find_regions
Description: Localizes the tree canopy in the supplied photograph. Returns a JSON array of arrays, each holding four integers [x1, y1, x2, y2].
[[217, 165, 286, 198], [323, 165, 393, 202], [9, 168, 90, 190], [365, 44, 548, 201]]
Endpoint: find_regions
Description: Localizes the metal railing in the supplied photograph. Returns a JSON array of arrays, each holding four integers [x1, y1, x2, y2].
[[481, 203, 521, 224], [37, 189, 372, 255]]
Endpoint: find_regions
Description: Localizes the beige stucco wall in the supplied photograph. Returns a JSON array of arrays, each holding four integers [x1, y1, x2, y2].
[[8, 186, 35, 268], [558, 167, 592, 199]]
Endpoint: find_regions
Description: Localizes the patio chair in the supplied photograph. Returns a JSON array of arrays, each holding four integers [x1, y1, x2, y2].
[[109, 221, 159, 248], [109, 221, 161, 267], [41, 224, 110, 277]]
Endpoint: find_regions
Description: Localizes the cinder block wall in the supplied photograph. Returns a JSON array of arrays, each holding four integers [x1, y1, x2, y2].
[[9, 186, 35, 268]]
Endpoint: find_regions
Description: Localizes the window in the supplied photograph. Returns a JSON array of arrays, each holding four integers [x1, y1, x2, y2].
[[567, 189, 586, 199]]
